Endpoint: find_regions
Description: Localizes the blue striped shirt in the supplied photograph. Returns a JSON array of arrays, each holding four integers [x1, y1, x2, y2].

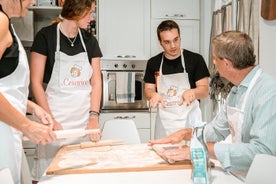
[[205, 65, 276, 171]]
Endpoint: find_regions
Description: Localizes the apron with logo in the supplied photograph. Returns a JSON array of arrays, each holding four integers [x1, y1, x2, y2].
[[227, 69, 262, 143], [155, 51, 202, 139], [0, 25, 29, 184], [33, 23, 92, 179]]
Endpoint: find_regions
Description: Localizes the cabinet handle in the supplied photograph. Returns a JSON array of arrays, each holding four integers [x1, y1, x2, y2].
[[114, 115, 136, 119], [117, 55, 136, 58], [165, 14, 185, 18]]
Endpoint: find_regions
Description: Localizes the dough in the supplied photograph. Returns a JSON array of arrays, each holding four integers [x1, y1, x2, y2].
[[87, 146, 112, 152]]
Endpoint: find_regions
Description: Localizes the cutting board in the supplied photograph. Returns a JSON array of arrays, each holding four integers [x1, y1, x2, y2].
[[46, 143, 193, 175]]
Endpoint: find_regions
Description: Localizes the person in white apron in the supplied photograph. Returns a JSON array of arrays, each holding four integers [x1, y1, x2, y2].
[[155, 51, 202, 138], [148, 31, 276, 174], [0, 23, 30, 184], [30, 0, 102, 181], [32, 24, 95, 180], [144, 20, 210, 139], [0, 2, 55, 184]]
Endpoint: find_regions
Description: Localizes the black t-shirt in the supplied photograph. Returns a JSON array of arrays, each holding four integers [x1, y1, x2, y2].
[[143, 49, 210, 89], [0, 5, 19, 79], [31, 23, 102, 83]]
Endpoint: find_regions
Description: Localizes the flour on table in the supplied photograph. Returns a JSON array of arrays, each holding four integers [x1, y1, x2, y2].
[[57, 144, 165, 169]]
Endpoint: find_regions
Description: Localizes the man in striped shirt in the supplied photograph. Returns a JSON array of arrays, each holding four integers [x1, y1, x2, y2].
[[148, 31, 276, 175]]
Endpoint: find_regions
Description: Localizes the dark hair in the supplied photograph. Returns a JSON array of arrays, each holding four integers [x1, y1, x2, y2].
[[157, 20, 180, 41], [212, 31, 256, 69]]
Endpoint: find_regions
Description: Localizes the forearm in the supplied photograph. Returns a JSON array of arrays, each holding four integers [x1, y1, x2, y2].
[[192, 85, 209, 99], [31, 83, 52, 115], [90, 80, 102, 113], [144, 83, 157, 100], [0, 93, 31, 132], [192, 77, 209, 99], [207, 142, 216, 159]]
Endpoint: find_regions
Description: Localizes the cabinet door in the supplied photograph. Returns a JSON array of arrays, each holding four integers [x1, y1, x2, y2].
[[151, 0, 200, 20], [98, 0, 150, 60], [151, 19, 200, 56]]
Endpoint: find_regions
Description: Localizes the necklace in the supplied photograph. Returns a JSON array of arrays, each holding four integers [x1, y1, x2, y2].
[[60, 23, 78, 47], [66, 35, 77, 47]]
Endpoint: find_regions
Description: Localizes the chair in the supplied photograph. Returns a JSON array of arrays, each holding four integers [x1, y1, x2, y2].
[[245, 154, 276, 184], [101, 119, 141, 144], [0, 168, 14, 184]]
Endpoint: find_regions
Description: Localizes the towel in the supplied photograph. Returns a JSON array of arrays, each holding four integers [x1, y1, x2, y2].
[[116, 72, 135, 103]]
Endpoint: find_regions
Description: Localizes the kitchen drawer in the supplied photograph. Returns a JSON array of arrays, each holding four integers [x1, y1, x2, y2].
[[99, 112, 150, 129]]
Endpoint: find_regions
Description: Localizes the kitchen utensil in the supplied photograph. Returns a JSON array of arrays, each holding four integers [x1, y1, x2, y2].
[[23, 128, 100, 141], [80, 139, 124, 148]]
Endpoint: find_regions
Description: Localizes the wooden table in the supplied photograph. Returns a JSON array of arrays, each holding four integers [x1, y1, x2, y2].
[[46, 143, 192, 175], [40, 143, 244, 184]]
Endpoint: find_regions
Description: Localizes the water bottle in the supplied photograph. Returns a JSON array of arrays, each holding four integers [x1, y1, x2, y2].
[[190, 122, 211, 184]]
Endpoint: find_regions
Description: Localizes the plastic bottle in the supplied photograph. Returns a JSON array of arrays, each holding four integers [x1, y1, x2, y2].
[[190, 122, 211, 184]]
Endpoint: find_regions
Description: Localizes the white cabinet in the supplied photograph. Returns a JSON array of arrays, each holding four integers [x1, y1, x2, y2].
[[151, 0, 200, 20], [150, 0, 200, 56], [98, 0, 150, 60], [99, 112, 151, 143]]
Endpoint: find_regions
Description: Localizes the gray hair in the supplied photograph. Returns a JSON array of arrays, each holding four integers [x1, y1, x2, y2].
[[212, 31, 256, 69]]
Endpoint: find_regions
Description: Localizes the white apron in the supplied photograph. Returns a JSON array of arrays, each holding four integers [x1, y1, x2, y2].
[[227, 69, 262, 143], [32, 23, 92, 180], [155, 51, 202, 139], [0, 25, 29, 184]]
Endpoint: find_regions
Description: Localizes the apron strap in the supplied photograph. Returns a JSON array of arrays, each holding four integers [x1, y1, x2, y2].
[[241, 68, 262, 110]]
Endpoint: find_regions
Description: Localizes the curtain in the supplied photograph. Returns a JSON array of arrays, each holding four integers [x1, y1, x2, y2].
[[208, 0, 259, 117]]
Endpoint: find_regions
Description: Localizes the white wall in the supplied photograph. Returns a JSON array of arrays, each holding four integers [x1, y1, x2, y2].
[[259, 17, 276, 77], [201, 0, 276, 122], [200, 0, 213, 123]]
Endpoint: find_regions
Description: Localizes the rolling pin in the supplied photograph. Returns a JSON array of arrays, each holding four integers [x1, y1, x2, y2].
[[80, 139, 124, 149], [64, 139, 124, 150], [22, 128, 101, 141]]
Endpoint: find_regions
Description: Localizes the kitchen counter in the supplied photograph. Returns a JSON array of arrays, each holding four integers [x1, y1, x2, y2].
[[38, 164, 244, 184]]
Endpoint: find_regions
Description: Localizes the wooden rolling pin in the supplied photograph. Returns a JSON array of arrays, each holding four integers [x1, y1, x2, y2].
[[80, 139, 124, 148], [23, 128, 101, 141], [64, 139, 124, 150]]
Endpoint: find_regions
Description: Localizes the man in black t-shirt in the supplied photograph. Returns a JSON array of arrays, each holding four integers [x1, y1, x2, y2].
[[144, 20, 210, 139]]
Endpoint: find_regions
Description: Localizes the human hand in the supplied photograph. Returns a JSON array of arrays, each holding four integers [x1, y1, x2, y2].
[[86, 117, 102, 142], [162, 146, 191, 163], [148, 130, 185, 146], [148, 128, 192, 146], [179, 89, 196, 106], [32, 104, 54, 129], [149, 92, 166, 108], [22, 120, 56, 144], [51, 119, 63, 131]]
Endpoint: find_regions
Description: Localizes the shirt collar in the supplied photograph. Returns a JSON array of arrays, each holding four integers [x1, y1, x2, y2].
[[238, 65, 260, 88]]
